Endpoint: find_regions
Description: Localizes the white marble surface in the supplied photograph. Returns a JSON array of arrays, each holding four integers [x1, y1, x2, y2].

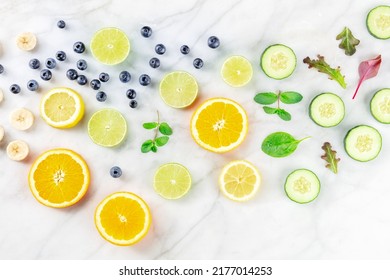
[[0, 0, 389, 260]]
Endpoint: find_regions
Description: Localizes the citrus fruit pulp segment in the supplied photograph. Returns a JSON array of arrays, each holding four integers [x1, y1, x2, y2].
[[95, 192, 151, 246], [90, 27, 130, 65], [219, 160, 261, 202], [221, 55, 253, 87], [191, 98, 248, 153], [153, 163, 192, 199], [40, 87, 85, 128], [88, 109, 127, 147], [28, 149, 90, 208], [159, 71, 198, 108]]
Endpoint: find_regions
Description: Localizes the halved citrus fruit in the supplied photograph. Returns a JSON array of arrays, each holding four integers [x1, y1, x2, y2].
[[219, 160, 261, 202], [90, 27, 130, 65], [190, 98, 248, 153], [221, 55, 253, 87], [28, 148, 90, 208], [95, 192, 151, 246], [159, 71, 198, 108], [40, 87, 85, 128], [88, 108, 127, 147], [153, 163, 192, 199]]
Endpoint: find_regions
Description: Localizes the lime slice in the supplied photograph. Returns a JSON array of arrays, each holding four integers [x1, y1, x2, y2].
[[159, 71, 198, 108], [153, 163, 192, 199], [88, 109, 127, 147], [90, 27, 130, 65], [221, 55, 253, 87]]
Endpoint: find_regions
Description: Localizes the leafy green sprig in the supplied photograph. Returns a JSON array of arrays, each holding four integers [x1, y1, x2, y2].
[[141, 111, 173, 153]]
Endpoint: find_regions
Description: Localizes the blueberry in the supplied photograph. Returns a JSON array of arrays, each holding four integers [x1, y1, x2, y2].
[[29, 58, 40, 69], [77, 75, 87, 85], [96, 91, 107, 102], [27, 80, 39, 91], [90, 79, 101, 90], [180, 45, 190, 55], [40, 69, 52, 81], [193, 58, 204, 69], [207, 36, 220, 49], [149, 57, 160, 69], [77, 59, 88, 71], [0, 64, 4, 74], [139, 74, 151, 86], [57, 20, 66, 29], [10, 84, 21, 94], [66, 69, 78, 80], [126, 89, 136, 99], [119, 71, 131, 83], [45, 58, 56, 69], [99, 72, 110, 82], [55, 51, 66, 61], [110, 166, 122, 178], [129, 100, 138, 108], [73, 41, 85, 54], [155, 44, 166, 55], [140, 26, 152, 38]]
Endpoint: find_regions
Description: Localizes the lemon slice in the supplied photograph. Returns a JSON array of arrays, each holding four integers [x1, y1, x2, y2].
[[153, 163, 192, 199], [221, 55, 253, 87], [159, 71, 198, 108], [90, 27, 130, 65], [219, 160, 261, 202], [40, 87, 85, 128], [88, 108, 127, 147]]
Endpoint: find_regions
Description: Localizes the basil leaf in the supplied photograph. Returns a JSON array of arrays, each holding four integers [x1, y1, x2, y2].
[[276, 109, 291, 121], [155, 136, 169, 147], [159, 122, 173, 135], [254, 92, 278, 105], [143, 122, 158, 129], [141, 140, 154, 153], [263, 106, 278, 114], [280, 91, 303, 104], [261, 132, 309, 158]]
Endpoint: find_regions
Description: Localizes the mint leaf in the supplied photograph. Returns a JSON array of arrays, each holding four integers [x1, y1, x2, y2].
[[336, 27, 360, 56], [141, 140, 154, 153], [143, 122, 158, 129], [263, 106, 278, 114], [280, 91, 303, 104], [159, 122, 173, 135], [155, 136, 169, 147], [276, 109, 291, 121], [151, 145, 158, 153], [254, 92, 278, 105]]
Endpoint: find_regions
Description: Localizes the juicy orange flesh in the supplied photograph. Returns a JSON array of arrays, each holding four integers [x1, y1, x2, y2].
[[195, 102, 243, 148], [44, 92, 76, 122], [33, 154, 85, 203], [99, 197, 146, 240], [223, 164, 256, 197]]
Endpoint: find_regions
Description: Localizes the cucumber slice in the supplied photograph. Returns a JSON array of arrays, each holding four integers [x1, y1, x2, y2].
[[366, 5, 390, 39], [309, 92, 345, 127], [370, 88, 390, 124], [284, 169, 320, 204], [260, 44, 296, 80], [344, 125, 382, 162]]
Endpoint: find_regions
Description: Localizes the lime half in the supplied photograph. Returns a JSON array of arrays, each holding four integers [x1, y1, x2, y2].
[[90, 27, 130, 65], [221, 55, 253, 87], [159, 71, 198, 108], [153, 163, 192, 199], [88, 109, 127, 147]]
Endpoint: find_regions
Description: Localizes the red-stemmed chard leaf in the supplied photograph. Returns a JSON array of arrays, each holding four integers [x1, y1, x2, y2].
[[353, 55, 381, 99]]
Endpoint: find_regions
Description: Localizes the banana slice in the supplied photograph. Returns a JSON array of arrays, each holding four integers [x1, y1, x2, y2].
[[0, 125, 4, 142], [10, 108, 34, 130], [0, 88, 3, 103], [16, 32, 37, 51], [7, 140, 29, 161]]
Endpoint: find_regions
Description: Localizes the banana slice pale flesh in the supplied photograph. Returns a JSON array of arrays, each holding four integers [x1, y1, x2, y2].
[[10, 108, 34, 130], [7, 140, 29, 161], [16, 32, 37, 51]]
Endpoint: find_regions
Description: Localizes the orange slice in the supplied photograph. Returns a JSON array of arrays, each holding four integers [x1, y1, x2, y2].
[[95, 192, 151, 246], [190, 97, 248, 153], [28, 149, 90, 208]]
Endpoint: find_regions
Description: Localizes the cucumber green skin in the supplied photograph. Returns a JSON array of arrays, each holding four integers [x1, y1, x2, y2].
[[366, 5, 390, 40], [309, 93, 345, 128], [284, 168, 321, 204], [344, 125, 382, 162], [370, 88, 390, 124], [260, 44, 297, 80]]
